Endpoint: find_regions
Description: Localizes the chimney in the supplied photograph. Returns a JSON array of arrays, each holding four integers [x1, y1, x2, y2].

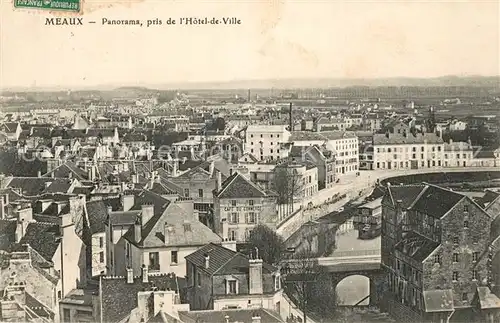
[[121, 194, 135, 211], [164, 223, 172, 245], [204, 253, 210, 269], [215, 169, 222, 192], [0, 195, 4, 220], [449, 138, 453, 145], [172, 160, 178, 177], [131, 173, 139, 184], [15, 219, 27, 243], [385, 131, 389, 138], [141, 264, 149, 283], [467, 136, 472, 146], [141, 204, 154, 226], [249, 257, 263, 294], [221, 238, 237, 252], [252, 313, 261, 323], [37, 170, 41, 177], [134, 216, 142, 243], [289, 103, 293, 131], [126, 267, 134, 284]]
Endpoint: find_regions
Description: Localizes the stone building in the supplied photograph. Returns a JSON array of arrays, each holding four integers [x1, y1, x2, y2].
[[381, 183, 500, 322]]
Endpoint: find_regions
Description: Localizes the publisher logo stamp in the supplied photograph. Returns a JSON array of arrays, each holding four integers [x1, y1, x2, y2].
[[14, 0, 80, 12]]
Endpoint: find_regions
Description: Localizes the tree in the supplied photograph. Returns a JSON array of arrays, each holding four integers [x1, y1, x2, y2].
[[273, 165, 304, 218], [247, 224, 286, 266], [283, 249, 339, 323]]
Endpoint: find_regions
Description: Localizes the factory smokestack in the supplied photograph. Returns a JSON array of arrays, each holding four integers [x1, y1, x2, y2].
[[248, 89, 251, 102], [289, 102, 293, 131]]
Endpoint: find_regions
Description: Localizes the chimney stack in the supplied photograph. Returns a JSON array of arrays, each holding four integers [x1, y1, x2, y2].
[[221, 238, 237, 251], [134, 216, 142, 243], [215, 169, 222, 192], [126, 267, 134, 284], [141, 264, 149, 283], [204, 253, 210, 269], [37, 170, 42, 178], [251, 313, 261, 323], [249, 257, 263, 294], [141, 204, 154, 226], [121, 194, 135, 212]]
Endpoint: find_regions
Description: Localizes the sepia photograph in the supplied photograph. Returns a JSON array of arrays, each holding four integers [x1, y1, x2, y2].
[[0, 0, 499, 322]]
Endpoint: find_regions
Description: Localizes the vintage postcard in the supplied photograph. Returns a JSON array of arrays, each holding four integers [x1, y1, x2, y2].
[[0, 1, 499, 323]]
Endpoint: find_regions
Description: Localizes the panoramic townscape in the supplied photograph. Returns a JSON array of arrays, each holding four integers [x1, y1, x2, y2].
[[0, 81, 499, 323]]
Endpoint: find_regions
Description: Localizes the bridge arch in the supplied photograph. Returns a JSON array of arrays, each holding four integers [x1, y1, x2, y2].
[[335, 274, 370, 305], [328, 269, 386, 307]]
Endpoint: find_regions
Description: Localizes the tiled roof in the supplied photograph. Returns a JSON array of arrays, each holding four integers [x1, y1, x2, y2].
[[123, 202, 221, 248], [178, 308, 284, 323], [6, 177, 73, 196], [382, 184, 427, 209], [0, 220, 17, 250], [101, 273, 185, 323], [394, 232, 439, 262], [290, 131, 357, 141], [215, 172, 272, 199], [423, 289, 454, 312], [86, 128, 116, 138], [184, 243, 277, 276], [1, 122, 19, 133], [19, 222, 60, 262], [373, 133, 443, 145], [149, 182, 178, 196], [43, 161, 88, 180], [109, 211, 140, 226], [476, 286, 500, 309], [86, 200, 109, 234], [410, 185, 464, 219], [42, 179, 74, 194]]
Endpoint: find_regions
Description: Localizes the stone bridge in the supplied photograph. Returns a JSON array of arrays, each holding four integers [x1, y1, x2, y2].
[[283, 249, 384, 306]]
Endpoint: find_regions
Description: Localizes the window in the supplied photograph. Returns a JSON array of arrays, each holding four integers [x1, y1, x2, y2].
[[464, 220, 469, 228], [270, 149, 273, 153], [183, 188, 189, 197], [472, 270, 478, 281], [198, 189, 203, 198], [248, 200, 254, 206], [464, 205, 469, 212], [227, 280, 237, 294], [462, 293, 468, 301], [58, 291, 62, 300], [247, 212, 256, 224], [453, 236, 459, 244], [453, 253, 459, 263], [125, 242, 130, 258], [197, 272, 201, 286], [231, 200, 237, 207], [229, 230, 236, 241], [452, 272, 459, 281], [149, 252, 160, 270], [171, 251, 178, 264], [99, 237, 103, 248], [229, 213, 239, 224], [434, 255, 441, 264], [99, 251, 104, 263], [472, 252, 479, 262]]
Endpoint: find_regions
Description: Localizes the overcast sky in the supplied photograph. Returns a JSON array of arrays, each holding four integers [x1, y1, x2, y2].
[[1, 0, 498, 88]]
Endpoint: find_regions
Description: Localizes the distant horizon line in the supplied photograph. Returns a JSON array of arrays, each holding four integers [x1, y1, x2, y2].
[[1, 74, 500, 92]]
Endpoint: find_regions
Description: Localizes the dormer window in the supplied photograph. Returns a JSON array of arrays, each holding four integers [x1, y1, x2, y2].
[[226, 279, 238, 294]]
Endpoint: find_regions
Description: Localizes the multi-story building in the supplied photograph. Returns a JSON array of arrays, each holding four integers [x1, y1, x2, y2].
[[353, 197, 382, 239], [244, 125, 291, 161], [213, 172, 278, 242], [106, 190, 221, 278], [274, 161, 319, 201], [289, 144, 336, 190], [370, 132, 444, 170], [288, 131, 359, 176], [443, 140, 474, 167], [381, 183, 500, 322], [185, 243, 282, 312]]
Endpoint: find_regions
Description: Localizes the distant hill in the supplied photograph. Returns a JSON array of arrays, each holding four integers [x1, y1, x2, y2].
[[2, 75, 499, 93]]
